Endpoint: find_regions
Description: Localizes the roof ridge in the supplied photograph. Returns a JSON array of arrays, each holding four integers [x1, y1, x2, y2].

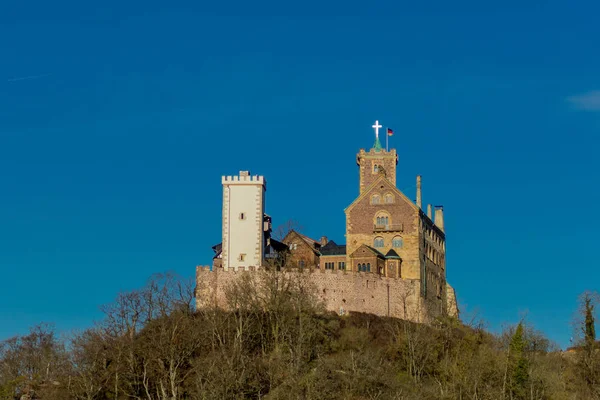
[[297, 232, 319, 245]]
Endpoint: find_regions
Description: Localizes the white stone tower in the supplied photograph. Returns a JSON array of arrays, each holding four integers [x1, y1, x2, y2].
[[221, 171, 266, 270]]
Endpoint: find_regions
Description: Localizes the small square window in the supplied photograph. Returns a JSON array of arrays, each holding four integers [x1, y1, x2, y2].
[[239, 253, 246, 262]]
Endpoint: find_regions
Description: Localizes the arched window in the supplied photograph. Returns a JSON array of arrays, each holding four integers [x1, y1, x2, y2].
[[366, 263, 371, 272], [371, 194, 381, 205], [373, 164, 379, 173], [374, 237, 384, 248], [384, 193, 394, 204], [375, 213, 390, 228], [392, 236, 403, 248]]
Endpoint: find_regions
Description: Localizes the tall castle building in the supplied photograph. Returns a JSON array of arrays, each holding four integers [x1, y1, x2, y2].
[[196, 123, 458, 321], [220, 171, 267, 270]]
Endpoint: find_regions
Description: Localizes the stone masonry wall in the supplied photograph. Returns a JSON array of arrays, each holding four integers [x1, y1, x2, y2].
[[196, 266, 435, 323], [320, 255, 347, 270], [346, 177, 421, 279], [357, 148, 398, 194]]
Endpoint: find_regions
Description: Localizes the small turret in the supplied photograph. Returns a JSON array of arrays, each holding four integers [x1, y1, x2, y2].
[[416, 175, 422, 209], [434, 206, 445, 232]]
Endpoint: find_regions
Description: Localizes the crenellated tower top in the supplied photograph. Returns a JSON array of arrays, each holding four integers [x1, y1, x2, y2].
[[222, 171, 266, 187]]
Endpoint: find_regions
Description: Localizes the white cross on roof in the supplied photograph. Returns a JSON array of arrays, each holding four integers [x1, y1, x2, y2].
[[372, 120, 382, 139]]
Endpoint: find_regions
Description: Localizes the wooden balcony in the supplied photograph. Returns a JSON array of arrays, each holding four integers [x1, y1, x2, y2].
[[373, 223, 403, 232]]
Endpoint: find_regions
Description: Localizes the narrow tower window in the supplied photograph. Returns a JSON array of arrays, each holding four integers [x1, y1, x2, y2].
[[239, 213, 245, 220]]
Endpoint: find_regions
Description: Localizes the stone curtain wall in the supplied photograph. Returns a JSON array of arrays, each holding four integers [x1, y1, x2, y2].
[[446, 284, 459, 318], [196, 266, 441, 323]]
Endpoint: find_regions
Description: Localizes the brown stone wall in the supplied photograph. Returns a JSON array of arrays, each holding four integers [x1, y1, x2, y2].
[[196, 267, 441, 323], [351, 255, 377, 273], [320, 255, 347, 270], [419, 213, 447, 312], [385, 259, 401, 278], [446, 283, 458, 318], [357, 148, 398, 194], [282, 232, 320, 267], [346, 178, 421, 278]]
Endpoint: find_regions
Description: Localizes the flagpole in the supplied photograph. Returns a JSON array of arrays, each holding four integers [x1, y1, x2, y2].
[[386, 126, 389, 152]]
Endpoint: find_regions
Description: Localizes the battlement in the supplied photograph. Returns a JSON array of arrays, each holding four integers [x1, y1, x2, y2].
[[358, 148, 397, 156], [222, 171, 266, 185], [196, 264, 412, 283], [196, 265, 261, 273]]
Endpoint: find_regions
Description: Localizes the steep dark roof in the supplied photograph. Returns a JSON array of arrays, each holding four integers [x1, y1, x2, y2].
[[320, 240, 347, 256], [366, 246, 386, 258], [269, 238, 289, 253], [385, 249, 402, 259], [212, 243, 222, 257], [265, 238, 289, 260]]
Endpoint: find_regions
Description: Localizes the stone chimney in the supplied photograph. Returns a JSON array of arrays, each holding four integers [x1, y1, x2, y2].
[[320, 236, 328, 246], [434, 206, 444, 232], [427, 204, 432, 219], [416, 175, 422, 209]]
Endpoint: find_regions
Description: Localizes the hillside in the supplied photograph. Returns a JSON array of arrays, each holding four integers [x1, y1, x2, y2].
[[0, 272, 598, 400]]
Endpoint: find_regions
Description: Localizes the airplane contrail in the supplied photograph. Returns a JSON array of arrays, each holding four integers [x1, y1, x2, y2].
[[7, 73, 52, 82]]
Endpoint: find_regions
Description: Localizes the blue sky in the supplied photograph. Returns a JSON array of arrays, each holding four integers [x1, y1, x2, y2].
[[1, 0, 599, 347]]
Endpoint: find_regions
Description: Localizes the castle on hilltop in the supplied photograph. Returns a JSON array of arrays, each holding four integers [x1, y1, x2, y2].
[[196, 122, 458, 321]]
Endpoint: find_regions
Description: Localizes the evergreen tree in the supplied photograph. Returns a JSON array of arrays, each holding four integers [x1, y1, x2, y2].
[[508, 322, 529, 400], [584, 294, 596, 348]]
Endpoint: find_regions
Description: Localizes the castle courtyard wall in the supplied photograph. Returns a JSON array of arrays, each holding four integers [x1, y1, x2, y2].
[[196, 266, 436, 323]]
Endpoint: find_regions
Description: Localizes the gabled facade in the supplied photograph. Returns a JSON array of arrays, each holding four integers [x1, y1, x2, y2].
[[345, 144, 448, 313], [281, 230, 321, 268], [345, 174, 420, 278]]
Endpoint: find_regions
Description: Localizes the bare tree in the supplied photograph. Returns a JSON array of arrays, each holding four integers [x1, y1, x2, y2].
[[0, 324, 69, 400], [272, 219, 304, 241]]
